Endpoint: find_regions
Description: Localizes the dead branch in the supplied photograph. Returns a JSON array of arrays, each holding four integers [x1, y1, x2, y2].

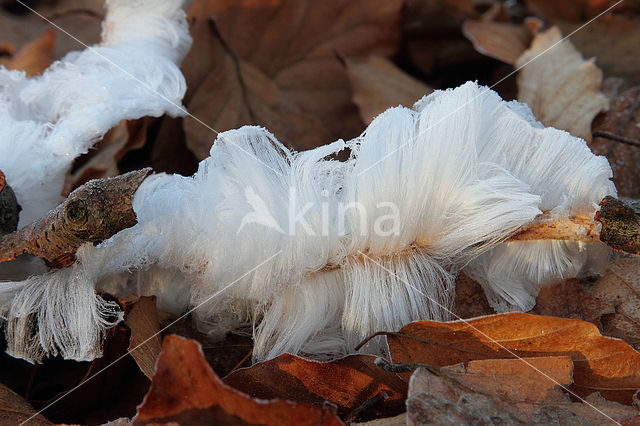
[[0, 168, 151, 267]]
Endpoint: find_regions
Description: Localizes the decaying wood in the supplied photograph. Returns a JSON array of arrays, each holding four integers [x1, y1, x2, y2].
[[596, 196, 640, 255], [510, 215, 600, 243], [0, 168, 151, 267], [0, 170, 21, 237], [512, 197, 639, 255]]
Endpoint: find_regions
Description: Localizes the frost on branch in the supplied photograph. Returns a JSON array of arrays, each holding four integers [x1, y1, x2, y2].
[[0, 81, 617, 363], [0, 0, 191, 227]]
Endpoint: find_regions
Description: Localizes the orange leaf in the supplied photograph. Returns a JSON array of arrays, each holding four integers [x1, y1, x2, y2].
[[134, 335, 343, 425], [224, 353, 407, 421], [7, 29, 55, 77], [388, 312, 640, 405]]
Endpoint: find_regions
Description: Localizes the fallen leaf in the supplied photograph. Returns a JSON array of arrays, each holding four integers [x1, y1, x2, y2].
[[405, 0, 477, 32], [6, 28, 55, 76], [560, 14, 640, 90], [406, 358, 640, 425], [588, 258, 640, 351], [442, 356, 573, 407], [387, 312, 640, 404], [345, 56, 432, 125], [462, 20, 531, 65], [0, 1, 102, 65], [0, 383, 51, 425], [64, 119, 148, 195], [182, 0, 403, 159], [403, 0, 479, 76], [125, 296, 162, 380], [590, 87, 640, 198], [516, 26, 608, 142], [134, 335, 343, 425], [531, 279, 615, 326], [224, 353, 407, 422]]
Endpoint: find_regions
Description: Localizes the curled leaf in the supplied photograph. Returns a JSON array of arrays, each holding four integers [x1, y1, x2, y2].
[[134, 335, 343, 425]]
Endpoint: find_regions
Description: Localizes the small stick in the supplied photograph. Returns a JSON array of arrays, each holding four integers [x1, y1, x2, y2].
[[0, 168, 151, 267]]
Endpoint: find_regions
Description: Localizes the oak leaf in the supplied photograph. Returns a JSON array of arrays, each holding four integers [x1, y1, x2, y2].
[[182, 0, 403, 159], [387, 312, 640, 405], [224, 353, 407, 422], [345, 56, 432, 125], [134, 335, 343, 425], [516, 26, 608, 142]]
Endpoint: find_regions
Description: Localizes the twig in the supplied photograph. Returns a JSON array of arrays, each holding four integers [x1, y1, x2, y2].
[[0, 168, 151, 267], [592, 130, 640, 148]]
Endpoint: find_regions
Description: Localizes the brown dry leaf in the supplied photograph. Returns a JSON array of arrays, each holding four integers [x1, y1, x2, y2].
[[64, 119, 147, 195], [403, 0, 479, 76], [5, 29, 55, 76], [532, 279, 615, 326], [453, 272, 494, 319], [462, 20, 531, 65], [0, 383, 51, 425], [588, 258, 640, 351], [134, 335, 343, 425], [387, 312, 640, 405], [561, 15, 640, 90], [590, 87, 640, 198], [406, 358, 640, 425], [125, 296, 162, 380], [224, 353, 407, 421], [345, 56, 432, 125], [182, 0, 403, 159], [0, 1, 102, 64], [516, 26, 608, 142]]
